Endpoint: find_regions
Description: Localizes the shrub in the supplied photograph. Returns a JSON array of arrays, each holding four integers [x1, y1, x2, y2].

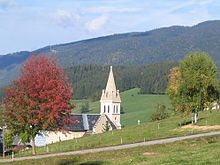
[[150, 103, 169, 121]]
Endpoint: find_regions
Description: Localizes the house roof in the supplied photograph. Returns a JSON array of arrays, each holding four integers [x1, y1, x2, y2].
[[66, 114, 117, 131], [67, 114, 101, 131]]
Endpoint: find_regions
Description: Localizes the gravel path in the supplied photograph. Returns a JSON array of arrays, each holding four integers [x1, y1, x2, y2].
[[1, 131, 220, 163]]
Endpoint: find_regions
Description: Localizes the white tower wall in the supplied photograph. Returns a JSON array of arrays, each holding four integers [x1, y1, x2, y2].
[[100, 66, 121, 129]]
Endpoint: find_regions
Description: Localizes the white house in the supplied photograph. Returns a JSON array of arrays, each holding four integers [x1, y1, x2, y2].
[[204, 102, 220, 110]]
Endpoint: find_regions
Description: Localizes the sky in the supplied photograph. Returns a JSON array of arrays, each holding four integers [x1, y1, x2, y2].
[[0, 0, 220, 54]]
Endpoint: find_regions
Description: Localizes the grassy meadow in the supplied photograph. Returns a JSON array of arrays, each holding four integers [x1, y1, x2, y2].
[[2, 88, 220, 162], [3, 134, 220, 165], [73, 88, 171, 127], [10, 108, 220, 158]]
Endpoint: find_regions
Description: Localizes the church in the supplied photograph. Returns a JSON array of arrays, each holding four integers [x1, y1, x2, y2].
[[36, 66, 122, 146]]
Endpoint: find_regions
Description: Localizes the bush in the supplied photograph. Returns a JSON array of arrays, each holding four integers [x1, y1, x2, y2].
[[150, 103, 169, 121], [120, 106, 125, 114]]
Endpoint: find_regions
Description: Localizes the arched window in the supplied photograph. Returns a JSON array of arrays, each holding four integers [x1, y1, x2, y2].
[[114, 105, 115, 113], [108, 105, 110, 113], [116, 105, 118, 113], [104, 105, 106, 113]]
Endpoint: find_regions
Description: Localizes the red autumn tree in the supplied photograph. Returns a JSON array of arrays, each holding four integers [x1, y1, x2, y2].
[[3, 54, 74, 155]]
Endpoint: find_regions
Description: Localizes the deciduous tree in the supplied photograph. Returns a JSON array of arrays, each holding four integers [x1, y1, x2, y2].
[[167, 66, 182, 112], [167, 52, 219, 123], [3, 54, 74, 155]]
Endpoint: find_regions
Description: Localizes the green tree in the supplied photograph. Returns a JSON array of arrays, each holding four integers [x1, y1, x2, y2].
[[150, 103, 169, 121], [168, 52, 219, 123], [120, 106, 125, 114], [4, 129, 14, 149], [80, 101, 90, 113]]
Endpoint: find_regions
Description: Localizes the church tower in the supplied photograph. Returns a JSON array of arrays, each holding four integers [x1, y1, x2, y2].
[[100, 66, 121, 129]]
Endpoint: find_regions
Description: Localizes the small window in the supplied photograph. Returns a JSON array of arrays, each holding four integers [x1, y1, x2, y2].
[[108, 106, 110, 113], [116, 105, 118, 113], [114, 105, 115, 113], [104, 105, 106, 113], [115, 117, 117, 120]]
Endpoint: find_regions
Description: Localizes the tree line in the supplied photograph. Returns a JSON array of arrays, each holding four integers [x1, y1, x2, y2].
[[1, 61, 220, 101], [66, 62, 178, 100]]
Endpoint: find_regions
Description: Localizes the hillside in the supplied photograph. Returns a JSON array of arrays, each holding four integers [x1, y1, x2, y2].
[[73, 88, 171, 127], [12, 108, 220, 158], [1, 20, 220, 87], [0, 62, 177, 99], [1, 63, 219, 100], [4, 135, 220, 164], [66, 62, 177, 99]]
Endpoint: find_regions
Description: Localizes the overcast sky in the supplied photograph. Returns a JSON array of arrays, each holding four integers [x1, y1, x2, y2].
[[0, 0, 220, 54]]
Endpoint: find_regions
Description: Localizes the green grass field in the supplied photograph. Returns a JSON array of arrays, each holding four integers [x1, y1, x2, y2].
[[10, 108, 220, 158], [73, 88, 171, 127], [2, 89, 220, 162], [3, 134, 220, 165]]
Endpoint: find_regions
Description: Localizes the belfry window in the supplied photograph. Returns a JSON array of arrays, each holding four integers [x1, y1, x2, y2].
[[108, 105, 110, 113], [104, 105, 106, 113]]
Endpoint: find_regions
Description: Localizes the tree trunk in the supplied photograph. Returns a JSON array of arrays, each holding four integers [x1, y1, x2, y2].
[[2, 127, 5, 158], [194, 112, 198, 123], [31, 137, 36, 155]]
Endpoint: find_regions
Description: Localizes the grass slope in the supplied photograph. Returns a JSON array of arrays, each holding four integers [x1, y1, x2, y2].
[[4, 135, 220, 165], [73, 88, 170, 127], [12, 109, 220, 158]]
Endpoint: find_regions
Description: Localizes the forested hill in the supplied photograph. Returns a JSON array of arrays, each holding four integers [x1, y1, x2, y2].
[[1, 20, 220, 87], [66, 62, 178, 99], [67, 62, 220, 100], [1, 62, 220, 100], [65, 61, 220, 99], [0, 62, 178, 99]]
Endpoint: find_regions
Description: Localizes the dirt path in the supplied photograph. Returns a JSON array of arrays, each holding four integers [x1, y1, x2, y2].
[[1, 131, 220, 163], [180, 124, 220, 130]]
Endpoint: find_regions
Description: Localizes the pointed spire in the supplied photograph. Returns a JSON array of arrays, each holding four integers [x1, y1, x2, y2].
[[100, 66, 121, 102], [105, 66, 116, 92]]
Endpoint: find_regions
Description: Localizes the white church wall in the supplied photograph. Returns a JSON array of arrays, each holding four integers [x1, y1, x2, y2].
[[101, 101, 114, 114], [45, 131, 85, 145], [93, 115, 112, 133]]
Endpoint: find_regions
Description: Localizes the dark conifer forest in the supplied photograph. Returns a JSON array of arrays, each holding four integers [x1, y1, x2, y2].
[[66, 62, 177, 99]]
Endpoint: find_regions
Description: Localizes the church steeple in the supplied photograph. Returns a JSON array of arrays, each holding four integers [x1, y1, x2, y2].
[[105, 66, 116, 92], [100, 66, 121, 129], [100, 66, 121, 102]]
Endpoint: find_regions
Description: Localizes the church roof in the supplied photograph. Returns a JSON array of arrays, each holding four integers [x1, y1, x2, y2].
[[106, 66, 117, 92], [100, 66, 121, 102], [66, 114, 100, 131], [65, 114, 117, 131]]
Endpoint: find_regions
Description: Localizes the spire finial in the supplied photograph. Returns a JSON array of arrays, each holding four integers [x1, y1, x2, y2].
[[110, 66, 112, 71]]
